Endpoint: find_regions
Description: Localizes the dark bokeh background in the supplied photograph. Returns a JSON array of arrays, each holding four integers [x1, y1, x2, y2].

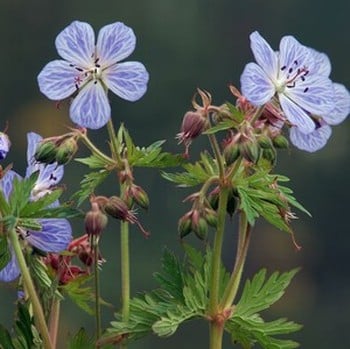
[[0, 0, 349, 348]]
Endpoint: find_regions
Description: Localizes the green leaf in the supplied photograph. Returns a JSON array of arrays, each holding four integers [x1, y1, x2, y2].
[[71, 170, 110, 206], [203, 120, 237, 135], [225, 269, 301, 348], [0, 325, 15, 349], [61, 274, 96, 315], [68, 328, 95, 349], [0, 189, 10, 216], [162, 151, 218, 187], [75, 155, 107, 169], [226, 102, 245, 123], [0, 237, 10, 272]]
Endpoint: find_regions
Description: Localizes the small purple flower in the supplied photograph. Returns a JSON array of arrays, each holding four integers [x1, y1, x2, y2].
[[0, 135, 72, 283], [37, 21, 149, 129], [0, 132, 10, 160], [26, 132, 64, 200], [240, 31, 335, 134], [290, 83, 350, 152]]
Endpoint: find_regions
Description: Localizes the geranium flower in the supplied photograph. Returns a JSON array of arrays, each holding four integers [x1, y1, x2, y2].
[[240, 31, 335, 134], [0, 133, 71, 282], [0, 132, 10, 160], [37, 21, 149, 129], [289, 83, 350, 151]]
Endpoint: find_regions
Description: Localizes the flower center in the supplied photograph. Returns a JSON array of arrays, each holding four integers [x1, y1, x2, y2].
[[71, 58, 103, 90], [275, 60, 310, 94]]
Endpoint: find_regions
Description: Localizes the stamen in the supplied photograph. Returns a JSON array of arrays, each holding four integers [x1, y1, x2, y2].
[[303, 87, 309, 93], [281, 65, 286, 71], [75, 67, 84, 72]]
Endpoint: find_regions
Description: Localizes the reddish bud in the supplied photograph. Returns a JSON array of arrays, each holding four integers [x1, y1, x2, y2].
[[104, 196, 131, 221], [129, 184, 149, 210], [85, 202, 108, 236]]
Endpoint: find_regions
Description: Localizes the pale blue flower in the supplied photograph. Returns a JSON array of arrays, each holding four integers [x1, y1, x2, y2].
[[240, 31, 335, 134], [0, 135, 72, 282], [0, 132, 10, 160], [289, 83, 350, 152], [38, 21, 149, 129]]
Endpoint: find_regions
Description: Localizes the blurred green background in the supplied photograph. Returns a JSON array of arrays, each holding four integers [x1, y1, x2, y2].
[[0, 0, 349, 348]]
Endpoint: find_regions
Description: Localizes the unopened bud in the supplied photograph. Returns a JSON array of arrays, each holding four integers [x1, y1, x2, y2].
[[34, 140, 57, 164], [192, 217, 208, 240], [56, 137, 78, 165], [272, 135, 289, 149], [0, 132, 10, 160], [208, 186, 220, 210], [239, 141, 260, 164], [204, 208, 218, 228], [129, 184, 149, 210], [85, 202, 108, 236], [104, 196, 131, 221], [223, 142, 240, 166], [262, 148, 277, 167], [178, 213, 192, 238], [257, 135, 273, 149]]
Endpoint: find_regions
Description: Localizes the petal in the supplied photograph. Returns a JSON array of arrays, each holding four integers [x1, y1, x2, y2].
[[96, 22, 136, 67], [322, 83, 350, 125], [289, 124, 332, 152], [286, 75, 335, 116], [250, 31, 278, 79], [55, 21, 95, 67], [26, 132, 42, 165], [0, 249, 20, 282], [309, 49, 332, 76], [0, 170, 21, 200], [240, 62, 275, 106], [279, 94, 315, 133], [104, 61, 149, 101], [26, 219, 72, 252], [278, 36, 313, 80], [37, 60, 80, 100], [70, 81, 111, 129]]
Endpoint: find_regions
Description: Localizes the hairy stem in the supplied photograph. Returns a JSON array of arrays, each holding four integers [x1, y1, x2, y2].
[[209, 321, 224, 349], [93, 237, 102, 340], [8, 229, 53, 349], [48, 298, 60, 349], [220, 212, 251, 309]]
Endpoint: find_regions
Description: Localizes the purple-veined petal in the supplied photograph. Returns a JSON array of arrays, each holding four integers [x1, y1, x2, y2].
[[249, 31, 278, 79], [0, 170, 21, 200], [26, 219, 72, 252], [0, 248, 20, 282], [26, 132, 42, 165], [286, 75, 335, 116], [279, 94, 315, 134], [55, 21, 95, 67], [70, 81, 111, 129], [309, 49, 332, 77], [104, 61, 149, 101], [0, 132, 10, 161], [96, 22, 136, 67], [240, 62, 275, 106], [322, 83, 350, 125], [278, 36, 312, 80], [37, 60, 81, 100], [289, 124, 332, 152]]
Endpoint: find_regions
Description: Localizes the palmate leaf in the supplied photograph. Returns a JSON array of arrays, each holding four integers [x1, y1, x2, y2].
[[203, 120, 238, 135], [71, 170, 109, 206], [75, 155, 107, 169], [68, 328, 99, 349], [225, 269, 301, 348], [161, 151, 218, 187]]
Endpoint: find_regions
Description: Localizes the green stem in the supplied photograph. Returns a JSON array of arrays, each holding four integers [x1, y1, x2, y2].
[[220, 212, 251, 310], [93, 237, 102, 340], [79, 132, 116, 167], [208, 186, 229, 315], [120, 220, 130, 349], [208, 134, 225, 179], [8, 229, 53, 349], [209, 321, 224, 349], [48, 298, 60, 349], [106, 119, 123, 166]]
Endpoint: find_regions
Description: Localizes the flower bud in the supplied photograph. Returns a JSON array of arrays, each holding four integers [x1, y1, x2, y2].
[[239, 141, 260, 164], [223, 142, 240, 166], [204, 208, 218, 228], [85, 202, 108, 236], [192, 217, 208, 240], [207, 186, 220, 210], [257, 134, 273, 149], [104, 196, 131, 221], [262, 148, 277, 167], [34, 140, 57, 164], [55, 137, 78, 165], [0, 132, 10, 160], [129, 184, 149, 210], [178, 213, 192, 238], [272, 135, 289, 149]]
